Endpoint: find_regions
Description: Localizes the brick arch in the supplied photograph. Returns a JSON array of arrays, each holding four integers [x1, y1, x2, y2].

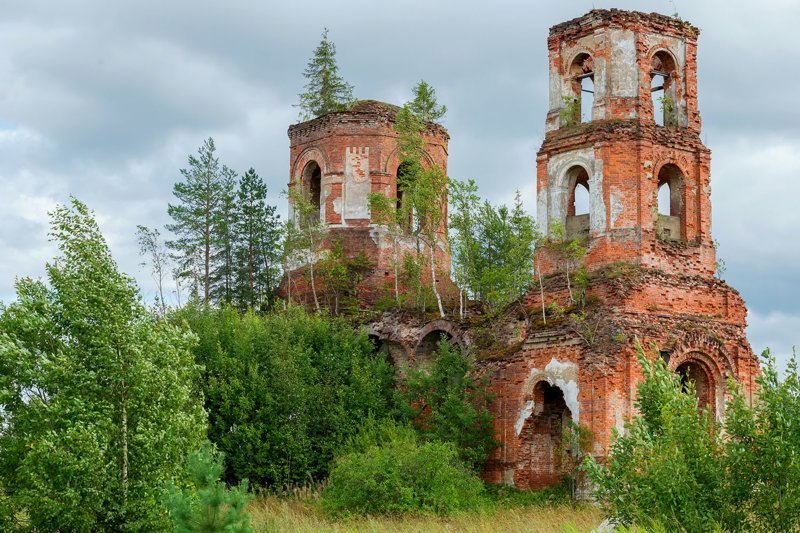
[[563, 49, 594, 77], [515, 380, 572, 489], [414, 319, 466, 350], [383, 146, 437, 175], [667, 331, 733, 417], [646, 45, 682, 73], [652, 157, 692, 184], [291, 146, 331, 184], [668, 331, 734, 379]]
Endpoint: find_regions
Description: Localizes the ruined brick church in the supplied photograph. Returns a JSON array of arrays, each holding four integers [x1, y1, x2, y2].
[[286, 10, 759, 489]]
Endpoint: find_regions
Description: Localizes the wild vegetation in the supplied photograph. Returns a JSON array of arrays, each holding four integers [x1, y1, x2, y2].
[[587, 343, 800, 532], [1, 25, 798, 533]]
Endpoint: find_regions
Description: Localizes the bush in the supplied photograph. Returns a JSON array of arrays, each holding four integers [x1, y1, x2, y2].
[[322, 422, 484, 516], [403, 339, 498, 471], [174, 305, 399, 488], [585, 342, 726, 531], [586, 342, 800, 532]]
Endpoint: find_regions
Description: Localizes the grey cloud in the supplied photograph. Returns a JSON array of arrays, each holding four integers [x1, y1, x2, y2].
[[0, 0, 798, 364]]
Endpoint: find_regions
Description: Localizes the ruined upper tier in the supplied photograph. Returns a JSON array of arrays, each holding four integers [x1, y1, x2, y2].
[[545, 9, 701, 134], [537, 9, 715, 278]]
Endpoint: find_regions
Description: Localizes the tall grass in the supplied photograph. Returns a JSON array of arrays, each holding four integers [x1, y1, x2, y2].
[[247, 492, 602, 533]]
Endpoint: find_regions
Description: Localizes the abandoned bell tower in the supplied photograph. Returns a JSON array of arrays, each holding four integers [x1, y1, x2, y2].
[[479, 10, 759, 490], [536, 8, 712, 277]]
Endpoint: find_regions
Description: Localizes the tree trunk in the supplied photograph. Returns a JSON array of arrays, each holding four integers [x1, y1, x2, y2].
[[430, 241, 445, 318], [308, 232, 320, 312], [393, 238, 400, 306], [538, 264, 547, 325]]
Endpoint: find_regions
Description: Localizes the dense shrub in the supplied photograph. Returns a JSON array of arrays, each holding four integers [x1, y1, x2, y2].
[[403, 339, 498, 471], [175, 305, 399, 488], [322, 422, 484, 516], [587, 343, 800, 532]]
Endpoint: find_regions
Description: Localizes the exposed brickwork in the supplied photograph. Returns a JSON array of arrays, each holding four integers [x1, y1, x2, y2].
[[285, 100, 451, 307], [286, 9, 759, 492], [365, 9, 758, 492]]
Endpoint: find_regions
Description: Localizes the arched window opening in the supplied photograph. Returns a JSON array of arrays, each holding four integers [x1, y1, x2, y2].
[[520, 381, 572, 488], [655, 164, 683, 241], [565, 166, 591, 240], [650, 51, 678, 127], [414, 330, 454, 368], [657, 182, 672, 215], [567, 53, 594, 124], [676, 360, 714, 415], [300, 161, 322, 223]]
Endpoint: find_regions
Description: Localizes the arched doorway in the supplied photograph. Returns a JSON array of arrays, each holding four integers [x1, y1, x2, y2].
[[414, 329, 454, 367], [676, 359, 715, 415], [518, 381, 572, 489]]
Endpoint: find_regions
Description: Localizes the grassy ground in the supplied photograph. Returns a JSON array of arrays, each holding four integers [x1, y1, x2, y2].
[[247, 493, 603, 532]]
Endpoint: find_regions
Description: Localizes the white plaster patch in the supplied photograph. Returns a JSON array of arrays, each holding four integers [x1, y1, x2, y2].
[[515, 357, 581, 436], [589, 158, 606, 234], [515, 400, 535, 436], [609, 29, 637, 97], [343, 147, 370, 220], [610, 187, 624, 229], [544, 358, 580, 423]]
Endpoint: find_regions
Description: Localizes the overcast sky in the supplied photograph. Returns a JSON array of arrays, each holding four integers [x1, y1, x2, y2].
[[1, 0, 798, 366]]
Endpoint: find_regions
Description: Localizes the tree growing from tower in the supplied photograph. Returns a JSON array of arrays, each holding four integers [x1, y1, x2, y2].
[[297, 28, 355, 120]]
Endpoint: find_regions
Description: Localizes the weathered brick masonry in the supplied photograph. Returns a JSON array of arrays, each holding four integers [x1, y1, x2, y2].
[[285, 100, 451, 305], [285, 9, 759, 490], [478, 9, 758, 489]]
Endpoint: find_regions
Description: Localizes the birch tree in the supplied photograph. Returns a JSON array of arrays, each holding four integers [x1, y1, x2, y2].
[[0, 198, 205, 531]]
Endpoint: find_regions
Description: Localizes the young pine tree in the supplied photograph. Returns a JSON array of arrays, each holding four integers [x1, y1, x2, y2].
[[408, 80, 447, 123], [165, 442, 252, 533], [297, 28, 355, 120]]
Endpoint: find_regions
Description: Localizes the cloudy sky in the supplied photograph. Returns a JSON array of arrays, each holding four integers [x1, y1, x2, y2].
[[1, 0, 798, 366]]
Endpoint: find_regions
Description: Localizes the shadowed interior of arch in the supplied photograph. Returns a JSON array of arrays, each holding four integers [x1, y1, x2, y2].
[[676, 360, 714, 413], [301, 160, 322, 222], [414, 330, 454, 366], [520, 381, 572, 488]]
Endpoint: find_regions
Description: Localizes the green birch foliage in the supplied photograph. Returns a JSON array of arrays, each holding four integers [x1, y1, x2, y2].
[[402, 340, 498, 471], [585, 342, 728, 532], [448, 178, 482, 299], [165, 441, 252, 533], [173, 305, 398, 487], [449, 182, 538, 312], [233, 168, 282, 311], [167, 137, 228, 305], [0, 198, 206, 531], [298, 28, 355, 120], [724, 349, 800, 532]]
